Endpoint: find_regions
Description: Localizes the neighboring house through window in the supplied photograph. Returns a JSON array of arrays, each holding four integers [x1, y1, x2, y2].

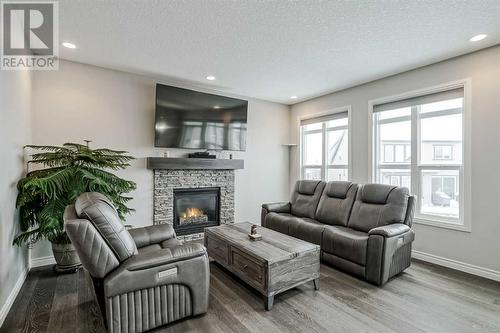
[[433, 144, 454, 160], [371, 84, 467, 228]]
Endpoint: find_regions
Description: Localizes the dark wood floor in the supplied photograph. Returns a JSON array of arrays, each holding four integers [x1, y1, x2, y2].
[[2, 259, 500, 333]]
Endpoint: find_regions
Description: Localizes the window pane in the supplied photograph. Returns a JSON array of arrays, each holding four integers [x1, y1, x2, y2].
[[421, 169, 459, 219], [420, 98, 463, 114], [374, 90, 464, 226], [378, 119, 411, 164], [303, 123, 322, 131], [304, 168, 321, 180], [378, 107, 411, 120], [420, 112, 462, 165], [304, 132, 322, 165], [378, 169, 411, 192], [327, 129, 348, 165], [401, 175, 411, 189], [405, 144, 411, 161], [327, 168, 348, 181], [301, 112, 349, 182], [394, 145, 405, 162], [433, 145, 453, 160], [383, 145, 394, 162], [326, 117, 348, 128]]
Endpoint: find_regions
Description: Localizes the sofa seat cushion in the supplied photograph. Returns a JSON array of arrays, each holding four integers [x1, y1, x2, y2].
[[138, 244, 162, 254], [264, 212, 297, 234], [322, 226, 368, 266], [160, 238, 182, 248], [138, 238, 183, 254], [125, 243, 207, 272], [288, 218, 325, 245]]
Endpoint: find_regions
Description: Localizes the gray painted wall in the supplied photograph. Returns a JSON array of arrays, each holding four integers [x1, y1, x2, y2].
[[0, 70, 31, 321], [290, 46, 500, 272], [31, 60, 291, 258]]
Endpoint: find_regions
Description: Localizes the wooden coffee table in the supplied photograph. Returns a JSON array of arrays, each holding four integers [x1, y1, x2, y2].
[[204, 222, 320, 310]]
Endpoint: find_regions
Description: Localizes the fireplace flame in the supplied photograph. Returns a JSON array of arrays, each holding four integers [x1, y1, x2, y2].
[[181, 207, 205, 219]]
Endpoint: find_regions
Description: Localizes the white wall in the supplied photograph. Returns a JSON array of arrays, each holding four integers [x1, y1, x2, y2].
[[0, 70, 32, 323], [290, 45, 500, 273], [31, 60, 290, 258]]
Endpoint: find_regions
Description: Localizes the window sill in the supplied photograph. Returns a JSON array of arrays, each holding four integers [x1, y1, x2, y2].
[[414, 217, 471, 233]]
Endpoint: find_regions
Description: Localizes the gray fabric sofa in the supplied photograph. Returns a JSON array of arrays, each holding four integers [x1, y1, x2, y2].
[[262, 180, 415, 285], [64, 192, 209, 333]]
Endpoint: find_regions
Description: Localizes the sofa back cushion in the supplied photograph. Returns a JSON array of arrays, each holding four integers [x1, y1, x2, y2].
[[75, 192, 137, 262], [315, 181, 358, 226], [347, 184, 409, 232], [290, 180, 325, 219]]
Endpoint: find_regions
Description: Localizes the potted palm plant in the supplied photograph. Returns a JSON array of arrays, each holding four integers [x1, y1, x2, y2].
[[14, 141, 136, 273]]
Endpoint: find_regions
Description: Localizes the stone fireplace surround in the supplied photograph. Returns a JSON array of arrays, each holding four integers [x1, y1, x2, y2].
[[153, 169, 235, 240]]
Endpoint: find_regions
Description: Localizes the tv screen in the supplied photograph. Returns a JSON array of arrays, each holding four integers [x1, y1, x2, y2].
[[155, 84, 248, 151]]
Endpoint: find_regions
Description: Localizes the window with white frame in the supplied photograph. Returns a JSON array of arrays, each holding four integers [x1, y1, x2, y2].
[[372, 87, 465, 224], [301, 111, 349, 181]]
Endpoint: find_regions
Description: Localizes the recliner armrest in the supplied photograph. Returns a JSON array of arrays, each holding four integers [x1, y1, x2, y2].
[[104, 242, 210, 305], [368, 223, 410, 238], [129, 224, 176, 248], [124, 243, 206, 271], [262, 202, 291, 214]]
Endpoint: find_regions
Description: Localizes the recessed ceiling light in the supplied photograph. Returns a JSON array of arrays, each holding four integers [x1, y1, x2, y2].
[[214, 105, 220, 109], [290, 96, 298, 99], [62, 42, 76, 49], [469, 34, 487, 42], [206, 75, 216, 81]]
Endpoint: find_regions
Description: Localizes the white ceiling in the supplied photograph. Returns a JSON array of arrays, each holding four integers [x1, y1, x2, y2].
[[58, 0, 500, 105]]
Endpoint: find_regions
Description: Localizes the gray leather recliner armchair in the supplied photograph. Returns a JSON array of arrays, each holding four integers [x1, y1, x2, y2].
[[64, 192, 209, 333]]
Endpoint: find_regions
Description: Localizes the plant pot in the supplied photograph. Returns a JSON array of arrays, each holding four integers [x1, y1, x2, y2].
[[51, 242, 81, 273]]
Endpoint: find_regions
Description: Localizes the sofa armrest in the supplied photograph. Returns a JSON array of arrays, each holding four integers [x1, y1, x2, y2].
[[262, 202, 291, 214], [366, 226, 414, 285], [368, 223, 410, 238], [403, 196, 416, 227], [124, 243, 206, 271], [129, 224, 176, 248], [261, 202, 290, 227]]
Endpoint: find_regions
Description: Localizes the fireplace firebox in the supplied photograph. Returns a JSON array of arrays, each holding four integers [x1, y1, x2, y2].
[[173, 187, 220, 235]]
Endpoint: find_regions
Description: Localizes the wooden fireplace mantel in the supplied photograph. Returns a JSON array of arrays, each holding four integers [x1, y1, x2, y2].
[[146, 157, 244, 170]]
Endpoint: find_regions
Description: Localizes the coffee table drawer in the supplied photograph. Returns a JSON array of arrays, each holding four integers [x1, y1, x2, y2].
[[229, 247, 266, 288], [206, 236, 228, 265]]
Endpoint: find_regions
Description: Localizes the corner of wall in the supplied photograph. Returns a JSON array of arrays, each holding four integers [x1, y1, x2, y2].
[[0, 69, 33, 328], [0, 264, 29, 327]]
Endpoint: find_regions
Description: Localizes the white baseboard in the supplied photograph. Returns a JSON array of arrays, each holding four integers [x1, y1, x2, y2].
[[412, 250, 500, 282], [0, 266, 29, 327], [30, 255, 56, 268]]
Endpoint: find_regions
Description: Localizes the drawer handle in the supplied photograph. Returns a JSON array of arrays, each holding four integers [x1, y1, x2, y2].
[[242, 264, 248, 270]]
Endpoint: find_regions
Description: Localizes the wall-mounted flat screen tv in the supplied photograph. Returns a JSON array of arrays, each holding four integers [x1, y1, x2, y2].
[[154, 84, 248, 151]]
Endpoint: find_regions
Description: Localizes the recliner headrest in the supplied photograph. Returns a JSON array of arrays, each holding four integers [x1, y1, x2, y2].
[[75, 192, 117, 217], [73, 192, 138, 262], [325, 181, 353, 199], [360, 183, 409, 204], [297, 180, 322, 195]]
